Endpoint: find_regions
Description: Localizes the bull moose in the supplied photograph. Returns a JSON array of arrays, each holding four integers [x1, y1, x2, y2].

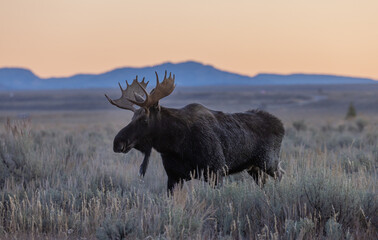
[[105, 71, 285, 193]]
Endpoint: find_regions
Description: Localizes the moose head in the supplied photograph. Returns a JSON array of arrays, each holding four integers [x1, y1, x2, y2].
[[105, 71, 176, 176]]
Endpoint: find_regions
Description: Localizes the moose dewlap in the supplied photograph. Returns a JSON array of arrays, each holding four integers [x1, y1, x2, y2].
[[105, 71, 285, 193]]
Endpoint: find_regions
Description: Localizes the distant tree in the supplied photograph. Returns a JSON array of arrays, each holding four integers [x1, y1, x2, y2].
[[346, 102, 357, 119]]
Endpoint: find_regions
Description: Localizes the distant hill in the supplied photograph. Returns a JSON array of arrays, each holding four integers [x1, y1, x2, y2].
[[0, 61, 376, 90]]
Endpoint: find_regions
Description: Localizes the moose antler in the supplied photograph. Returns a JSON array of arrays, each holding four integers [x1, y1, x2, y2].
[[105, 76, 149, 112], [128, 71, 176, 109]]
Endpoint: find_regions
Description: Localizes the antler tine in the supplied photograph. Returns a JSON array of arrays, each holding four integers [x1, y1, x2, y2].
[[164, 70, 167, 80], [155, 71, 159, 86], [155, 71, 159, 82], [118, 82, 123, 91], [141, 77, 150, 86], [126, 80, 129, 86], [104, 94, 114, 105]]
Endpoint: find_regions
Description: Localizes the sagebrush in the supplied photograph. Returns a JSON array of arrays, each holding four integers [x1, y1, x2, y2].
[[0, 116, 377, 239]]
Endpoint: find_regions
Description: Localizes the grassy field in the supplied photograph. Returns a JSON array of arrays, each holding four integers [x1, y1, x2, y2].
[[0, 84, 377, 239]]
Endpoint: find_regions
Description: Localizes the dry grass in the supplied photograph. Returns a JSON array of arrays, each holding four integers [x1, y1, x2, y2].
[[0, 114, 377, 239]]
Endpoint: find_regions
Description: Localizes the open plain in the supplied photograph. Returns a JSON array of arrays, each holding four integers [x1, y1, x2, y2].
[[0, 84, 377, 239]]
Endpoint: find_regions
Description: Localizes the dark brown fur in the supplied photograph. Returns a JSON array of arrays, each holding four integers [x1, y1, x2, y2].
[[114, 103, 285, 193]]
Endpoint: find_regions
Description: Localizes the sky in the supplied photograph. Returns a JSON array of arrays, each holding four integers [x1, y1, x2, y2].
[[0, 0, 377, 79]]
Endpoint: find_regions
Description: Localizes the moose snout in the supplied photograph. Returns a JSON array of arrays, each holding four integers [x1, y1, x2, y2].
[[113, 142, 125, 153], [113, 139, 133, 153]]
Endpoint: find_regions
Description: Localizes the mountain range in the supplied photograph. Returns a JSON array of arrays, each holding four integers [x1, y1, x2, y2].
[[0, 61, 376, 90]]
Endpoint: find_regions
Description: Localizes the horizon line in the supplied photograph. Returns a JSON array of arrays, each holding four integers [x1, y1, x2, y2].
[[1, 60, 377, 81]]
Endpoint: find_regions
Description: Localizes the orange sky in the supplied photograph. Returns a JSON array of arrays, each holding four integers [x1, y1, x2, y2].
[[0, 0, 377, 79]]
